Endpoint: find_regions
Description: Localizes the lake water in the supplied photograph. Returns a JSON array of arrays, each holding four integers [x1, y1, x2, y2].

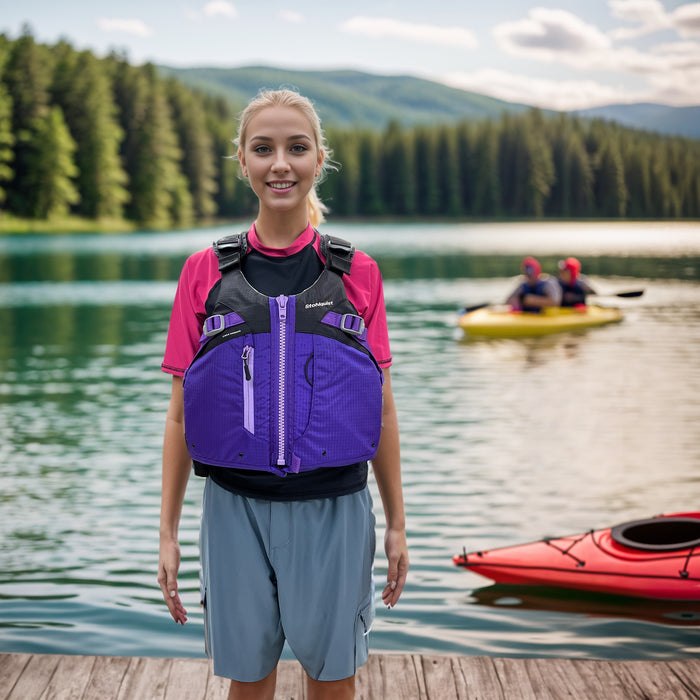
[[1, 221, 700, 661]]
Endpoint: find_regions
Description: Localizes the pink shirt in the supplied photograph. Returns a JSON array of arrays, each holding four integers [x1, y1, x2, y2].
[[162, 224, 392, 376]]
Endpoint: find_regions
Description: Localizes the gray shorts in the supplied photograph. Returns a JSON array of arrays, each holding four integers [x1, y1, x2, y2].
[[199, 478, 376, 682]]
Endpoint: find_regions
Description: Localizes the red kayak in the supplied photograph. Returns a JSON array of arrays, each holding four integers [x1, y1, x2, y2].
[[454, 512, 700, 600]]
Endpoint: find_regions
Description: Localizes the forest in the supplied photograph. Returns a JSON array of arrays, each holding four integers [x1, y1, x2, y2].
[[1, 29, 699, 229]]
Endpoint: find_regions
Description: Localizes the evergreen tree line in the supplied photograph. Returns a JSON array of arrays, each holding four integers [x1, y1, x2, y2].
[[1, 30, 698, 228]]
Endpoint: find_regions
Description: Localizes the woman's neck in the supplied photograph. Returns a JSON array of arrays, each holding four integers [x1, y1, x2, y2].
[[254, 210, 309, 249]]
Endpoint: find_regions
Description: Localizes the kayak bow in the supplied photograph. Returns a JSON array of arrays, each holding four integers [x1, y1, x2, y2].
[[454, 512, 700, 600]]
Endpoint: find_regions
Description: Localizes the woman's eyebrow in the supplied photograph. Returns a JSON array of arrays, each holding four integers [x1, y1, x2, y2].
[[249, 134, 313, 143]]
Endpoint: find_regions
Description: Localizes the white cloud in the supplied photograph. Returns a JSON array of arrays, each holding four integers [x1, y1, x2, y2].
[[608, 0, 670, 39], [96, 18, 153, 37], [341, 16, 478, 50], [279, 10, 303, 24], [609, 1, 700, 39], [203, 1, 237, 19], [494, 8, 611, 63], [672, 3, 700, 37], [440, 68, 634, 111]]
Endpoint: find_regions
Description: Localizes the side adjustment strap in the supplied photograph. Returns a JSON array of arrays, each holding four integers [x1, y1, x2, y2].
[[321, 311, 367, 341], [320, 234, 354, 275], [213, 232, 248, 273]]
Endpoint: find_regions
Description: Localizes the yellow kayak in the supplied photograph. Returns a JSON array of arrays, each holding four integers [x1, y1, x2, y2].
[[458, 305, 623, 338]]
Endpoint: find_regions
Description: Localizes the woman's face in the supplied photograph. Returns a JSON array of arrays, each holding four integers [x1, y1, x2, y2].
[[238, 105, 324, 219]]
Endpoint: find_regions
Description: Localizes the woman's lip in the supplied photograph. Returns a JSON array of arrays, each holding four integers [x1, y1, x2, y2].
[[267, 181, 296, 191]]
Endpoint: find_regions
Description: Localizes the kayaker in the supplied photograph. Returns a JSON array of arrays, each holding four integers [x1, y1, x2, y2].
[[506, 256, 561, 312], [158, 88, 408, 700], [557, 257, 597, 307]]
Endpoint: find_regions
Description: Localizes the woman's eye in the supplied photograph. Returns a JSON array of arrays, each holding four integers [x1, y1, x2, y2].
[[254, 145, 271, 154], [291, 144, 308, 153]]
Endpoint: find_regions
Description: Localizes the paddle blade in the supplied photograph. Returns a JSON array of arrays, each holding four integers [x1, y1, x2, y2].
[[459, 303, 490, 314], [615, 290, 644, 298]]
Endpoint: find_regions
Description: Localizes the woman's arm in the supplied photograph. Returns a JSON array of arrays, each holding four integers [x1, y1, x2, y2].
[[157, 375, 192, 625], [370, 369, 409, 609]]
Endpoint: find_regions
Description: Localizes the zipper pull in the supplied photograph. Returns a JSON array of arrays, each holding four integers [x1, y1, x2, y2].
[[242, 347, 252, 381], [277, 295, 288, 321]]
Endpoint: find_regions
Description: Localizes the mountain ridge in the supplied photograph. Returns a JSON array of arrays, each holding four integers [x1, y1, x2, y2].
[[157, 64, 700, 139]]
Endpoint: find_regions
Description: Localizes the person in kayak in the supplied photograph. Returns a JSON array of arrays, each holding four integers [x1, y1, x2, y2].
[[557, 257, 597, 307], [158, 88, 408, 700], [506, 256, 561, 312]]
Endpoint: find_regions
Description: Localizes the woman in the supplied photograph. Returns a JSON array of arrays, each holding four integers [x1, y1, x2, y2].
[[157, 89, 408, 700]]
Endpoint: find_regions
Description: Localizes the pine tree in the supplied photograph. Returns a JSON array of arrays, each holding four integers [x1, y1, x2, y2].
[[471, 121, 501, 216], [413, 127, 440, 216], [24, 105, 79, 218], [52, 48, 128, 219], [435, 125, 462, 217], [356, 130, 383, 216], [0, 42, 15, 206], [113, 62, 186, 227], [166, 79, 218, 219], [594, 138, 627, 217], [524, 110, 555, 218], [3, 26, 52, 215], [382, 120, 416, 216]]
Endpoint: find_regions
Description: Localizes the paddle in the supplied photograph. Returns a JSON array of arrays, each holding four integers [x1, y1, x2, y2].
[[458, 303, 490, 314], [459, 289, 644, 314], [611, 289, 644, 298]]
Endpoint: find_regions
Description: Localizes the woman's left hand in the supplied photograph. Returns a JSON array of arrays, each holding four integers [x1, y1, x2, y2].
[[382, 527, 409, 609]]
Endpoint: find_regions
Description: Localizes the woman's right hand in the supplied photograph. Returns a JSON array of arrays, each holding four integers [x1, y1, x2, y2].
[[157, 535, 188, 625]]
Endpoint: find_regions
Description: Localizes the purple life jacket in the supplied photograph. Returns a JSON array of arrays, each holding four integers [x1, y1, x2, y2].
[[183, 233, 384, 477]]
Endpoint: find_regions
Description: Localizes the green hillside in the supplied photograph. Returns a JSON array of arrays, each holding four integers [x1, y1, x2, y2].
[[156, 65, 533, 128]]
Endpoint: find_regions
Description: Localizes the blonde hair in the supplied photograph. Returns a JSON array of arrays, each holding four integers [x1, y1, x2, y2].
[[235, 88, 336, 227]]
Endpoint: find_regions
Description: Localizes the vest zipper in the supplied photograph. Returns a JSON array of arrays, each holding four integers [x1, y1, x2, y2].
[[242, 346, 254, 433], [276, 295, 288, 466]]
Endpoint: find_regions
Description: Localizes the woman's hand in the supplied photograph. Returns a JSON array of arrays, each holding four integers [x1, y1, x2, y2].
[[157, 535, 188, 625], [382, 527, 409, 609]]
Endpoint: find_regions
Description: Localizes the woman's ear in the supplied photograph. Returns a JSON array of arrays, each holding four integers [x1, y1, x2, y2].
[[238, 149, 247, 177], [315, 149, 325, 178]]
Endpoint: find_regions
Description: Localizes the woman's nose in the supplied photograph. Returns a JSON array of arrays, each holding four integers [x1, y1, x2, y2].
[[272, 149, 290, 172]]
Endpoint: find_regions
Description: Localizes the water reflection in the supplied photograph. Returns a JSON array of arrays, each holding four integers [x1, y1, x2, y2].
[[1, 223, 699, 659], [470, 585, 700, 628]]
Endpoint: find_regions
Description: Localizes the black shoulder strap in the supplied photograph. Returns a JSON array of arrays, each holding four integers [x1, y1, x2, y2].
[[320, 234, 355, 276], [213, 232, 248, 273]]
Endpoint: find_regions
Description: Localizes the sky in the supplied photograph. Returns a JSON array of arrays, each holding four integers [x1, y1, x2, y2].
[[2, 0, 700, 110]]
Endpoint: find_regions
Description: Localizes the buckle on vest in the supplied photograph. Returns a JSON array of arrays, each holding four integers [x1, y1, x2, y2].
[[203, 314, 225, 337], [340, 313, 365, 336], [327, 238, 353, 254]]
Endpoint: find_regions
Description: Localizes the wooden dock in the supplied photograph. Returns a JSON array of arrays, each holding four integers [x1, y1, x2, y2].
[[2, 652, 699, 699]]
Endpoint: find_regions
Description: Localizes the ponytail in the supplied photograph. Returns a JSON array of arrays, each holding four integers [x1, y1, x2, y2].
[[307, 187, 328, 228]]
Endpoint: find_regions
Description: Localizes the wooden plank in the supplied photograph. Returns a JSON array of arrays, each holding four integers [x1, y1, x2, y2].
[[356, 653, 384, 699], [668, 659, 700, 699], [165, 658, 211, 700], [40, 655, 97, 700], [491, 658, 544, 699], [569, 659, 640, 699], [3, 653, 700, 700], [419, 655, 460, 700], [80, 655, 131, 700], [0, 653, 31, 699], [454, 656, 505, 700], [356, 654, 426, 699], [5, 654, 60, 700], [614, 660, 700, 700], [203, 663, 229, 700], [274, 660, 305, 700], [116, 657, 172, 700], [522, 658, 601, 699]]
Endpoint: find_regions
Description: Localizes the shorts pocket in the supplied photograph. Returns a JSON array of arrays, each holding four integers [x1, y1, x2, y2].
[[354, 596, 374, 670]]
